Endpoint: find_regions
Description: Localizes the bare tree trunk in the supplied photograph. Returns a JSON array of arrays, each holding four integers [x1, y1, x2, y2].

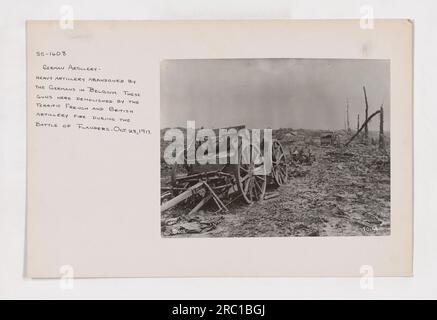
[[357, 114, 360, 131], [344, 109, 381, 147], [379, 105, 384, 150], [363, 86, 369, 142], [346, 99, 351, 132]]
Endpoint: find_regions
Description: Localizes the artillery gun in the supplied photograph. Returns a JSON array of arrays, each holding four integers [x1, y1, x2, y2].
[[161, 125, 288, 215]]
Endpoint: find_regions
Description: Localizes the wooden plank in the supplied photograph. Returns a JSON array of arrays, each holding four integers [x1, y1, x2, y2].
[[160, 182, 204, 212], [188, 194, 213, 215]]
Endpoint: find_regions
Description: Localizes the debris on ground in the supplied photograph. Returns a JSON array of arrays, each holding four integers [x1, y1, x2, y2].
[[161, 129, 391, 237], [290, 146, 316, 164], [264, 192, 280, 200], [162, 210, 224, 236]]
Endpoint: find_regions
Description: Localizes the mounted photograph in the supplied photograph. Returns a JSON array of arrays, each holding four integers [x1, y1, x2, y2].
[[24, 20, 412, 278], [160, 58, 390, 238]]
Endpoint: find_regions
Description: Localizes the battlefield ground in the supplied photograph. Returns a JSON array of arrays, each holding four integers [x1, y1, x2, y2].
[[160, 128, 390, 238]]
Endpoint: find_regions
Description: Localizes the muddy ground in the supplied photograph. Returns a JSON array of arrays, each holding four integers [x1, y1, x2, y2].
[[161, 131, 390, 237]]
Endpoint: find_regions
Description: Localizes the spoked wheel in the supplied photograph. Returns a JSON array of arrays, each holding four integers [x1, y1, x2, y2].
[[271, 139, 288, 187], [234, 142, 267, 204]]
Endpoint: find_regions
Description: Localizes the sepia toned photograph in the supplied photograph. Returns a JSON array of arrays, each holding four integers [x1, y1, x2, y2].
[[160, 58, 390, 238], [22, 18, 414, 282]]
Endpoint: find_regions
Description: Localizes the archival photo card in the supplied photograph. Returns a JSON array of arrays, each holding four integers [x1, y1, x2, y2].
[[26, 20, 412, 277]]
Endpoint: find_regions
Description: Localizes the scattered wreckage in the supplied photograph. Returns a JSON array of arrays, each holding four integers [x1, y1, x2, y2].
[[161, 125, 288, 215]]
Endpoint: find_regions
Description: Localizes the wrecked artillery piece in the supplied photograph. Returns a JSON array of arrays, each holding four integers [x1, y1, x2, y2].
[[161, 125, 288, 215]]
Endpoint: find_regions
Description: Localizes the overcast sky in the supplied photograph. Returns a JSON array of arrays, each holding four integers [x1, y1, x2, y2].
[[161, 58, 390, 131]]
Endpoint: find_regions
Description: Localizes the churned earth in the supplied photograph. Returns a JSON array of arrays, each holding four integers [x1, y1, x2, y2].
[[161, 133, 390, 238]]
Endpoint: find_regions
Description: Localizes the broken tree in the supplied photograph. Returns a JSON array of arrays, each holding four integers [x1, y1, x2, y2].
[[344, 106, 383, 147], [357, 114, 360, 132], [363, 86, 369, 142], [379, 105, 384, 150], [346, 98, 351, 132]]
